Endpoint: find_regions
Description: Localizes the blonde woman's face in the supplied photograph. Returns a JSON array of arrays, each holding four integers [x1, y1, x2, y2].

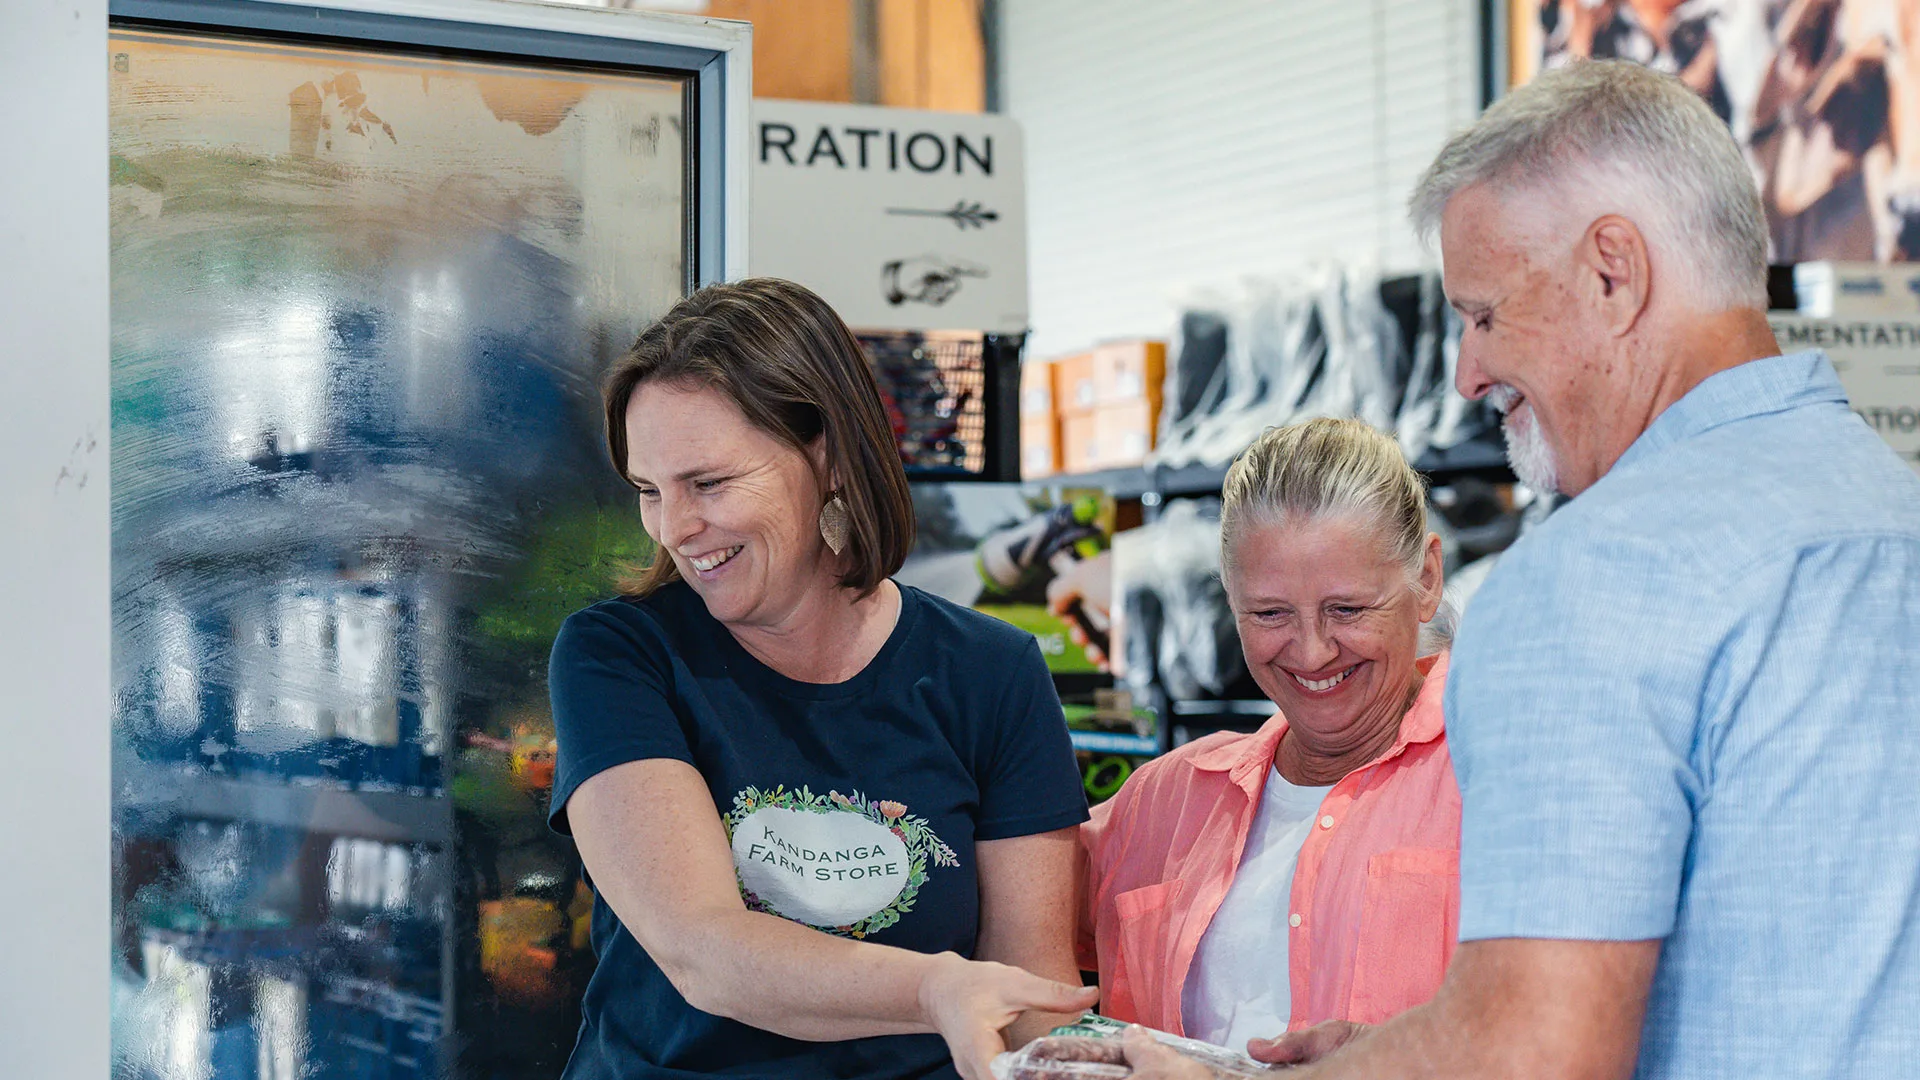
[[1225, 515, 1442, 750]]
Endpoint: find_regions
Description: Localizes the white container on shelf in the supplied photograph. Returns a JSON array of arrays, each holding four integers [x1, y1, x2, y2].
[[1794, 262, 1920, 318]]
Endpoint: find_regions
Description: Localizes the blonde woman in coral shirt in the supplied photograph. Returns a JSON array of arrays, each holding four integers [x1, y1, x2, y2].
[[1078, 417, 1460, 1063]]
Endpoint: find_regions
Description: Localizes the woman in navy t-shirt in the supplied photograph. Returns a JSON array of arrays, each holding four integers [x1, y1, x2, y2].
[[547, 278, 1095, 1080]]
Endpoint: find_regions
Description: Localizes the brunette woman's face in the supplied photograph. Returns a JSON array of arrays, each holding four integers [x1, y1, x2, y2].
[[624, 382, 831, 629]]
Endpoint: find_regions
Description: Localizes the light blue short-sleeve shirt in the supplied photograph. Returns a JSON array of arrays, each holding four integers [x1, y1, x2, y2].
[[1447, 351, 1920, 1080]]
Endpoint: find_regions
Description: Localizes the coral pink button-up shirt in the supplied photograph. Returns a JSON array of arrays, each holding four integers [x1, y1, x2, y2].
[[1077, 654, 1460, 1036]]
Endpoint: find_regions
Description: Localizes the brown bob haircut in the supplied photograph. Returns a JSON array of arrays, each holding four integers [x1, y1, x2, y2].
[[602, 277, 916, 599]]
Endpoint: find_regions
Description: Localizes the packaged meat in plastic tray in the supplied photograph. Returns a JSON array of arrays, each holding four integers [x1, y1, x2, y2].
[[991, 1014, 1292, 1079]]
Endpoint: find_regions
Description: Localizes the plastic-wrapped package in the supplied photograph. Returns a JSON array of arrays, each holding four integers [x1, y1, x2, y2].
[[1343, 267, 1411, 434], [1292, 268, 1385, 431], [1265, 277, 1330, 428], [1176, 277, 1328, 467], [1113, 563, 1161, 690], [1112, 512, 1166, 702], [992, 1031, 1291, 1079], [992, 1036, 1131, 1080], [1157, 573, 1241, 701], [1148, 264, 1513, 473], [1392, 273, 1450, 463], [1155, 298, 1236, 463], [1111, 500, 1245, 702], [1154, 267, 1422, 469], [1164, 283, 1279, 467]]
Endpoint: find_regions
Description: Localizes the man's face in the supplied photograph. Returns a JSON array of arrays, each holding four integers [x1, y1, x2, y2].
[[1439, 182, 1621, 496]]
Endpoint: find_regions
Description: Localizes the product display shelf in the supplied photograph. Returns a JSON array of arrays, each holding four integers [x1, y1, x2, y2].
[[1160, 699, 1276, 748], [1170, 699, 1279, 718], [122, 763, 453, 846], [1162, 699, 1275, 750], [1066, 728, 1161, 756], [1034, 440, 1514, 504], [1023, 462, 1221, 502]]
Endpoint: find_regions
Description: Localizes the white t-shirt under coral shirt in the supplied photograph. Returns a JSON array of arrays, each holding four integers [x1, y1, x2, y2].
[[1180, 766, 1332, 1051]]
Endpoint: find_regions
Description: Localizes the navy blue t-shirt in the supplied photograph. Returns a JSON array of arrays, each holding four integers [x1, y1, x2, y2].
[[547, 580, 1088, 1080]]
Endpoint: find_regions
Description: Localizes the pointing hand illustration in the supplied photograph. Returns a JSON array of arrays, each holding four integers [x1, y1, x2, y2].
[[882, 256, 988, 306]]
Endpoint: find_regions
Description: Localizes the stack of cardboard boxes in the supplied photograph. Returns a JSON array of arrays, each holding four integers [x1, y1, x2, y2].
[[1019, 356, 1061, 478], [1020, 339, 1167, 478]]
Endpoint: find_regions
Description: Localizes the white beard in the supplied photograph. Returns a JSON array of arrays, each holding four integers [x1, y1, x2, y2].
[[1487, 385, 1561, 495]]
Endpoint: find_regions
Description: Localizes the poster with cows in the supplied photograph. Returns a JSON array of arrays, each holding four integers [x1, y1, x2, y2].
[[1510, 1, 1920, 264]]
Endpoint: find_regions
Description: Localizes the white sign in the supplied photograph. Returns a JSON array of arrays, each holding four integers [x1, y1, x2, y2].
[[1794, 262, 1920, 319], [730, 805, 909, 928], [750, 99, 1028, 334], [1772, 317, 1920, 474]]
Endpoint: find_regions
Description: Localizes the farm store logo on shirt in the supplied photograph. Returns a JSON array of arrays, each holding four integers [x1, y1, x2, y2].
[[724, 786, 959, 938]]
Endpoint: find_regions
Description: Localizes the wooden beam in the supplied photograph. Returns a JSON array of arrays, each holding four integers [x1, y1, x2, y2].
[[877, 0, 984, 112], [705, 0, 856, 102]]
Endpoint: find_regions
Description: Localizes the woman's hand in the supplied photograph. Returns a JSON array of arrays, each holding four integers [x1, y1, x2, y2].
[[1248, 1019, 1368, 1065], [918, 952, 1100, 1080]]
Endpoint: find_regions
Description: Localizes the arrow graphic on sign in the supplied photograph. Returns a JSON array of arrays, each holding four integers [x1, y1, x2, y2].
[[886, 200, 1001, 230]]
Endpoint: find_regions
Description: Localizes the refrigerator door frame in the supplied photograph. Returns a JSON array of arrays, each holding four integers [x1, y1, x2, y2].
[[0, 3, 745, 1078]]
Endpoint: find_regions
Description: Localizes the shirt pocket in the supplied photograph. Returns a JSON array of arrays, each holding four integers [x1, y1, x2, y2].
[[1348, 847, 1458, 1024], [1108, 879, 1185, 1028]]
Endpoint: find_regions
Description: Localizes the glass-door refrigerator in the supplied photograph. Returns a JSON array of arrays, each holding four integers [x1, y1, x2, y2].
[[105, 2, 746, 1076]]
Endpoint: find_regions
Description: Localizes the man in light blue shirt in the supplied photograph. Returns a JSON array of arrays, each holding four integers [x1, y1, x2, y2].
[[1440, 345, 1920, 1079], [1117, 61, 1920, 1080]]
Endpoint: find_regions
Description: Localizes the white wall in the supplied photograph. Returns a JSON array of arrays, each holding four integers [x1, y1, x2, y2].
[[0, 0, 113, 1077], [1000, 0, 1482, 359]]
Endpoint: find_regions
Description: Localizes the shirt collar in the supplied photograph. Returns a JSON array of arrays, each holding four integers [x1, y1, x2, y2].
[[1613, 351, 1847, 474], [1191, 652, 1449, 792]]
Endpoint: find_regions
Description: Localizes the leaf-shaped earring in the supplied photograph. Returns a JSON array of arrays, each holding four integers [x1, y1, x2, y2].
[[819, 490, 850, 556]]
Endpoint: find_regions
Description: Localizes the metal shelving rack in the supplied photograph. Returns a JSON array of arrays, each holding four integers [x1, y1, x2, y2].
[[122, 764, 455, 847], [1032, 439, 1515, 516]]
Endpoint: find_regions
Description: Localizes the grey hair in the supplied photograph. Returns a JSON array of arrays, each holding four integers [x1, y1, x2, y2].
[[1221, 417, 1429, 580], [1409, 59, 1767, 311]]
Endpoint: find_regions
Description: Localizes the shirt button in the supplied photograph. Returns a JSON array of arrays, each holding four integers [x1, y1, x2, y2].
[[1289, 913, 1302, 927], [1319, 815, 1335, 829]]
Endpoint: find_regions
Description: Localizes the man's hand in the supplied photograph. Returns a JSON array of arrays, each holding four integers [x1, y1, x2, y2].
[[1243, 939, 1660, 1080], [1249, 1020, 1368, 1065], [1118, 1026, 1212, 1080]]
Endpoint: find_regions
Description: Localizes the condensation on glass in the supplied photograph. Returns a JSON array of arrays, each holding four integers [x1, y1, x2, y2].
[[109, 25, 686, 1079]]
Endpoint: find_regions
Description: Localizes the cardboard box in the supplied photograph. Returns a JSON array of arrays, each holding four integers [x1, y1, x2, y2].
[[1019, 359, 1055, 419], [1020, 415, 1060, 478], [1054, 352, 1099, 413], [1060, 411, 1102, 474], [1060, 401, 1159, 472], [1094, 399, 1157, 466], [1092, 339, 1166, 407]]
